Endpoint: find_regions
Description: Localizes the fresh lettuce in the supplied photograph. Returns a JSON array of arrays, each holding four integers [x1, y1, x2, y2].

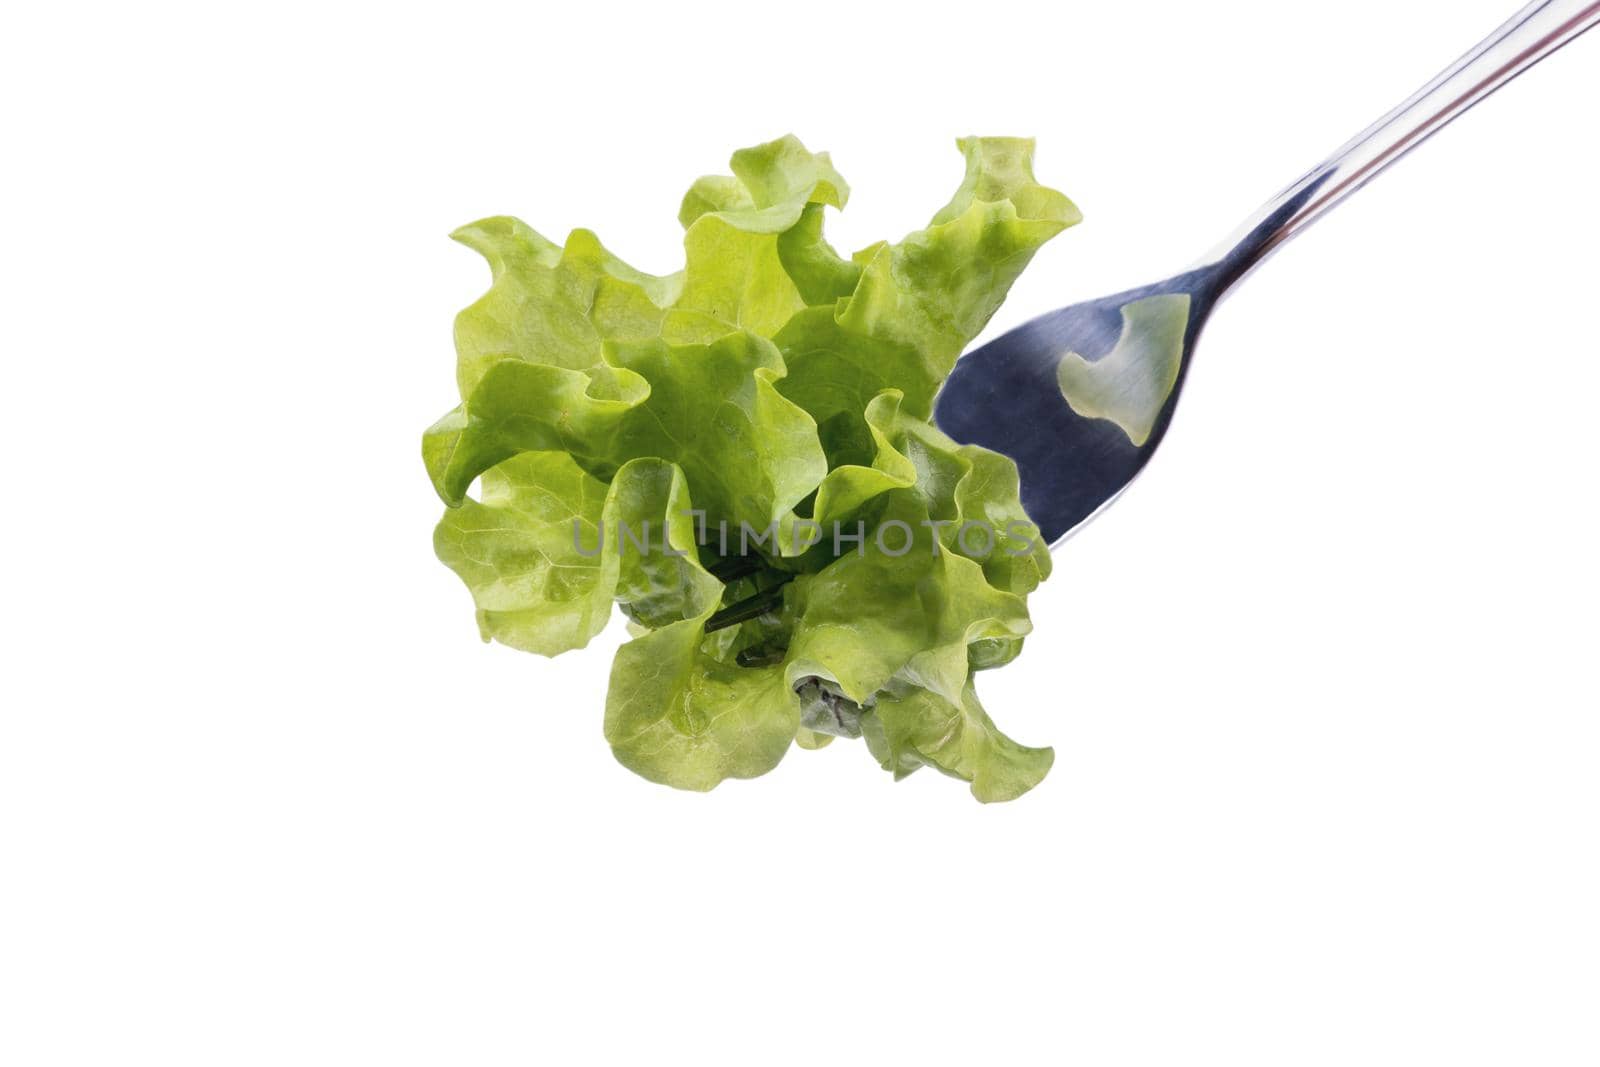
[[425, 136, 1079, 801]]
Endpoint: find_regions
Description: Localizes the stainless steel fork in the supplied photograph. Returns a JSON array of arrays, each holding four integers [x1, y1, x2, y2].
[[934, 0, 1600, 545]]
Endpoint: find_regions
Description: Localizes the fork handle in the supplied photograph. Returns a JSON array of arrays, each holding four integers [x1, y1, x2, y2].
[[1204, 0, 1600, 282]]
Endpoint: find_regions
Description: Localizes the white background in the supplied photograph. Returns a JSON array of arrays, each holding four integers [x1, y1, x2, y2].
[[4, 1, 1597, 1063]]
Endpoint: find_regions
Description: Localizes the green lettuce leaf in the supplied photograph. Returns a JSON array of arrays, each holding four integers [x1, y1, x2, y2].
[[451, 219, 681, 396], [434, 450, 617, 655], [604, 333, 827, 533], [607, 459, 724, 628], [605, 610, 800, 791], [865, 680, 1054, 803], [803, 390, 1050, 597], [675, 136, 849, 337], [423, 359, 649, 506], [785, 495, 1031, 706], [774, 137, 1081, 439], [425, 331, 827, 536], [782, 495, 1051, 801], [434, 455, 719, 655], [428, 135, 1076, 799]]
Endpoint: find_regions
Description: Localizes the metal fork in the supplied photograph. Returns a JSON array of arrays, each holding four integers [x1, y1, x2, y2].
[[934, 0, 1600, 546]]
